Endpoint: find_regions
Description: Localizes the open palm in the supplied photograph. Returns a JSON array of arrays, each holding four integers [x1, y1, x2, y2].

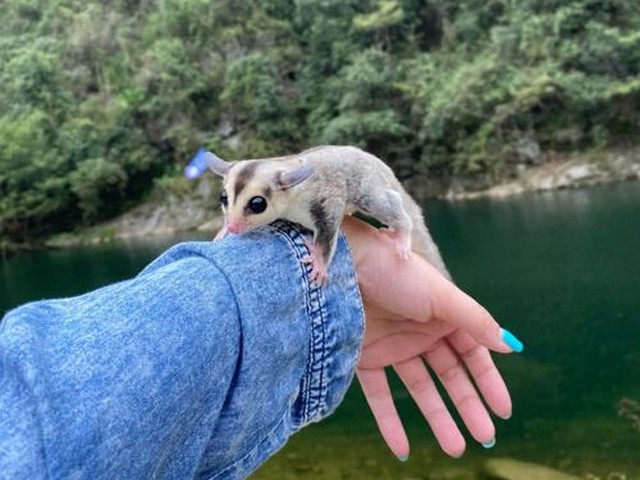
[[342, 217, 516, 459]]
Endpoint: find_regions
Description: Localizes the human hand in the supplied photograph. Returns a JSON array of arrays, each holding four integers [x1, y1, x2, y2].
[[342, 216, 522, 460]]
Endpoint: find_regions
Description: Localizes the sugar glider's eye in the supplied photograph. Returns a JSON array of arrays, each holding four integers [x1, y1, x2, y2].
[[219, 190, 228, 207], [248, 196, 267, 214]]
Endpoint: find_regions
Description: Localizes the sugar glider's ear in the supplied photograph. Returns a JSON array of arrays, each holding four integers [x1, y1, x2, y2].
[[277, 164, 314, 190], [204, 151, 232, 177]]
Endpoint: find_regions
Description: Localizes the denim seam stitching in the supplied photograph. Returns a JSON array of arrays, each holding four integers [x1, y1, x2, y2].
[[270, 221, 327, 423]]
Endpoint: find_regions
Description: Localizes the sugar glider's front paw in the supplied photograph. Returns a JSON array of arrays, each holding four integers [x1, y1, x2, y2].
[[304, 257, 329, 285], [381, 227, 412, 260], [213, 225, 229, 242], [302, 241, 329, 285]]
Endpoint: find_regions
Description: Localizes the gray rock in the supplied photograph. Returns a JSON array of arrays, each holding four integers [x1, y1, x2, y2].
[[563, 164, 595, 182], [481, 458, 581, 480]]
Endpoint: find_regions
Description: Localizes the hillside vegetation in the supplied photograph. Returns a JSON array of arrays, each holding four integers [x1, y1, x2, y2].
[[1, 0, 639, 242]]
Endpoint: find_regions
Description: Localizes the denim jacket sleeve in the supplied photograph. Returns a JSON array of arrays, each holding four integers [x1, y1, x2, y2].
[[0, 222, 365, 480]]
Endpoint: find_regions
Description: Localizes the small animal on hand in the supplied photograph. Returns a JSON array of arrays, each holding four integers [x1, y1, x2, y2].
[[202, 145, 450, 284]]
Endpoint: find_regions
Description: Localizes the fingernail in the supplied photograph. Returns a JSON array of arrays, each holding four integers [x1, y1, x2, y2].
[[501, 328, 524, 353], [482, 438, 496, 449], [397, 454, 409, 463]]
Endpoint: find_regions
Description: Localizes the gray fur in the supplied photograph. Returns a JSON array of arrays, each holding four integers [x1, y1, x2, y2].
[[218, 145, 450, 281], [294, 146, 450, 279], [278, 164, 314, 190]]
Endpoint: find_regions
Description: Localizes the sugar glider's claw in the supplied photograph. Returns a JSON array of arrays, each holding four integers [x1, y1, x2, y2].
[[302, 241, 328, 285], [380, 227, 412, 261], [301, 254, 315, 264], [309, 259, 329, 285], [213, 225, 229, 242], [396, 245, 411, 261]]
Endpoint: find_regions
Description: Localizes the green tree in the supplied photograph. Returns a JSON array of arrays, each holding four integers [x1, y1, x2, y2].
[[1, 0, 639, 243]]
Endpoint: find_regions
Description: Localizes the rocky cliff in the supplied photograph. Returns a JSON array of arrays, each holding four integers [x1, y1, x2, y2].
[[47, 148, 640, 246]]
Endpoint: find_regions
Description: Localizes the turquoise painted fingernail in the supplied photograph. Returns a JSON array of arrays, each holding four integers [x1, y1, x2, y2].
[[482, 438, 496, 449], [397, 454, 409, 462], [501, 328, 524, 353], [497, 411, 512, 420]]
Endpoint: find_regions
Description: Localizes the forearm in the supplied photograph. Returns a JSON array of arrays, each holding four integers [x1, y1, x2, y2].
[[0, 221, 364, 480]]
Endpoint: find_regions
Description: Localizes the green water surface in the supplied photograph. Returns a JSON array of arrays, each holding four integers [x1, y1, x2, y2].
[[2, 183, 639, 478]]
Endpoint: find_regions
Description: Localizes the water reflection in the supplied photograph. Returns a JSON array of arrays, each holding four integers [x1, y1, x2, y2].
[[0, 232, 211, 316], [1, 183, 639, 477]]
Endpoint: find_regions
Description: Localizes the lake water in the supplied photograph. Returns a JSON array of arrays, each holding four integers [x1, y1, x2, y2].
[[2, 182, 639, 478]]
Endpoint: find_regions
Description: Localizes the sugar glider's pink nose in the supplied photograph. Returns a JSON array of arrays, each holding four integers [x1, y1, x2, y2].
[[227, 222, 244, 234]]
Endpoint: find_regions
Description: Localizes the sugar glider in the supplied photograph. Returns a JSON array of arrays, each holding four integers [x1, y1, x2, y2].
[[205, 145, 450, 284]]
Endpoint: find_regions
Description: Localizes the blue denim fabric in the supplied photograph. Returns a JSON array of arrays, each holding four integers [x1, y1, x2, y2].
[[0, 222, 364, 480]]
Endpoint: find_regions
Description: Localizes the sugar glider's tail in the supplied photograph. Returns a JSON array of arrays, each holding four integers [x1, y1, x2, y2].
[[401, 190, 451, 280]]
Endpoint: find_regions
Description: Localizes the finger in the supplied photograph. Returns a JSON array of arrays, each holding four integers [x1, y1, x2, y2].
[[424, 340, 496, 445], [343, 218, 513, 354], [427, 270, 512, 354], [356, 368, 410, 460], [394, 358, 466, 458], [342, 216, 520, 352], [448, 330, 513, 420]]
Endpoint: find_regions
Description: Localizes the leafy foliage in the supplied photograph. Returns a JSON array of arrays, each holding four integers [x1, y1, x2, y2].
[[1, 0, 639, 241]]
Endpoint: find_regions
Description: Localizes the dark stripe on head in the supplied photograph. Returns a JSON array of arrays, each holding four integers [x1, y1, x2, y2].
[[233, 162, 259, 199], [263, 185, 272, 200]]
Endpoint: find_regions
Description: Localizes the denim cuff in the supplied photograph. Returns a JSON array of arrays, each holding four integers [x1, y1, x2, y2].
[[270, 221, 365, 426], [193, 221, 365, 480], [0, 221, 365, 480]]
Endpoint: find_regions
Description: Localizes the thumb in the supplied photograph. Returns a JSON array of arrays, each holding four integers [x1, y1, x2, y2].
[[429, 273, 524, 354]]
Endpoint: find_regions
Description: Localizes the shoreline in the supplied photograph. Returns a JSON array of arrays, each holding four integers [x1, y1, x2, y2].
[[5, 149, 640, 251], [443, 150, 640, 201]]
